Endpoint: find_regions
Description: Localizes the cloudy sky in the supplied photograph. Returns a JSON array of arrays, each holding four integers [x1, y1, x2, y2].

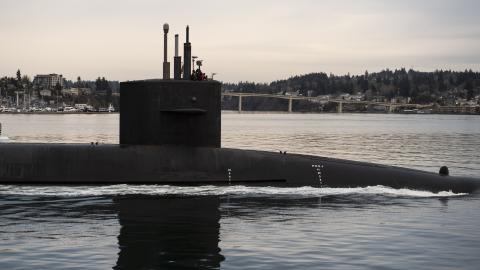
[[0, 0, 479, 83]]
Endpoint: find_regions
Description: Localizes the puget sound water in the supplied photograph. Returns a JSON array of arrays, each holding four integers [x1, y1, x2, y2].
[[0, 113, 479, 270]]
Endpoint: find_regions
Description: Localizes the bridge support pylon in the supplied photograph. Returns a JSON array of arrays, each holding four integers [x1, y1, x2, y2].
[[238, 96, 242, 113], [388, 105, 396, 113], [288, 97, 293, 113], [337, 102, 343, 113]]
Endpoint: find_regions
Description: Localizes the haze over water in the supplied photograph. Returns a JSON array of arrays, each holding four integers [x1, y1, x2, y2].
[[0, 113, 479, 269]]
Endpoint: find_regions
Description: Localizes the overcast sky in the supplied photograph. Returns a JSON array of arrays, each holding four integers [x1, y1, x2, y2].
[[1, 0, 479, 83]]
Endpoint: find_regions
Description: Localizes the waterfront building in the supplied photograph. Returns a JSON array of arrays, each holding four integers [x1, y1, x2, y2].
[[62, 88, 80, 96], [33, 74, 64, 89], [39, 89, 52, 97], [390, 96, 411, 104], [350, 93, 365, 101], [77, 88, 93, 95], [74, 104, 88, 110], [434, 105, 479, 114], [285, 90, 300, 96]]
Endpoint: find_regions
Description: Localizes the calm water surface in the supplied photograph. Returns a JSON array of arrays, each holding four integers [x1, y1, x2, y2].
[[0, 113, 479, 269]]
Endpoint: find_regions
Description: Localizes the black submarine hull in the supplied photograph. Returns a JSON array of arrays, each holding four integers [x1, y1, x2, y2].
[[1, 143, 479, 193]]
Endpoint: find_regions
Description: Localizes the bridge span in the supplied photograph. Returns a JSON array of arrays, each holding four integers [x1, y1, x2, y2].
[[222, 92, 428, 113]]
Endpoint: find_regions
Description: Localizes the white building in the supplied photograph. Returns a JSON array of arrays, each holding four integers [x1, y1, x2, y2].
[[39, 89, 52, 97], [62, 88, 80, 96], [33, 74, 64, 89]]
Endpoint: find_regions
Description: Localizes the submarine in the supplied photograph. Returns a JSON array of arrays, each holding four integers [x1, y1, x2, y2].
[[1, 24, 479, 194]]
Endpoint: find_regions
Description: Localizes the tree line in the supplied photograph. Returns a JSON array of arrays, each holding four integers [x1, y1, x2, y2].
[[223, 69, 480, 104]]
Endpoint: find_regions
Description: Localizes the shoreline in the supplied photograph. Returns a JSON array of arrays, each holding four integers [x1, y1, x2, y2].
[[1, 110, 478, 115], [0, 112, 118, 115]]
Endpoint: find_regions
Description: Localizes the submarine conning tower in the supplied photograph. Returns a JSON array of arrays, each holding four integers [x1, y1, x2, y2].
[[120, 25, 221, 148]]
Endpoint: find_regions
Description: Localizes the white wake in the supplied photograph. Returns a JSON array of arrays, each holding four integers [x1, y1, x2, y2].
[[0, 185, 467, 197]]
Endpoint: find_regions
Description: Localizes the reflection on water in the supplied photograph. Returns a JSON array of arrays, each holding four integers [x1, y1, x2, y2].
[[0, 190, 479, 270], [0, 194, 224, 270], [114, 195, 224, 269], [220, 196, 480, 270], [0, 195, 118, 269]]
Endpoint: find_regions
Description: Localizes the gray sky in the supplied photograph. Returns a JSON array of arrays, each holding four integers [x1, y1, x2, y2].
[[1, 0, 479, 83]]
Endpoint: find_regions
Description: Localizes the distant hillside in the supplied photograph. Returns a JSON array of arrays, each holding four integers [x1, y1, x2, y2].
[[222, 69, 480, 104]]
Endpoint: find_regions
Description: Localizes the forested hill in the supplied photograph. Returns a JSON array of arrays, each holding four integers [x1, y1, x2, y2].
[[222, 69, 480, 104]]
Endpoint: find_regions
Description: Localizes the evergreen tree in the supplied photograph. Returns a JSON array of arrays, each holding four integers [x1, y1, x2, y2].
[[105, 78, 112, 104], [399, 77, 410, 97], [95, 77, 102, 92], [465, 80, 474, 100], [358, 77, 369, 91], [21, 75, 32, 97], [16, 69, 22, 89]]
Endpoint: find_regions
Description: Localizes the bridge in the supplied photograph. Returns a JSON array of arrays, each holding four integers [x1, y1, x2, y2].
[[222, 92, 428, 113]]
